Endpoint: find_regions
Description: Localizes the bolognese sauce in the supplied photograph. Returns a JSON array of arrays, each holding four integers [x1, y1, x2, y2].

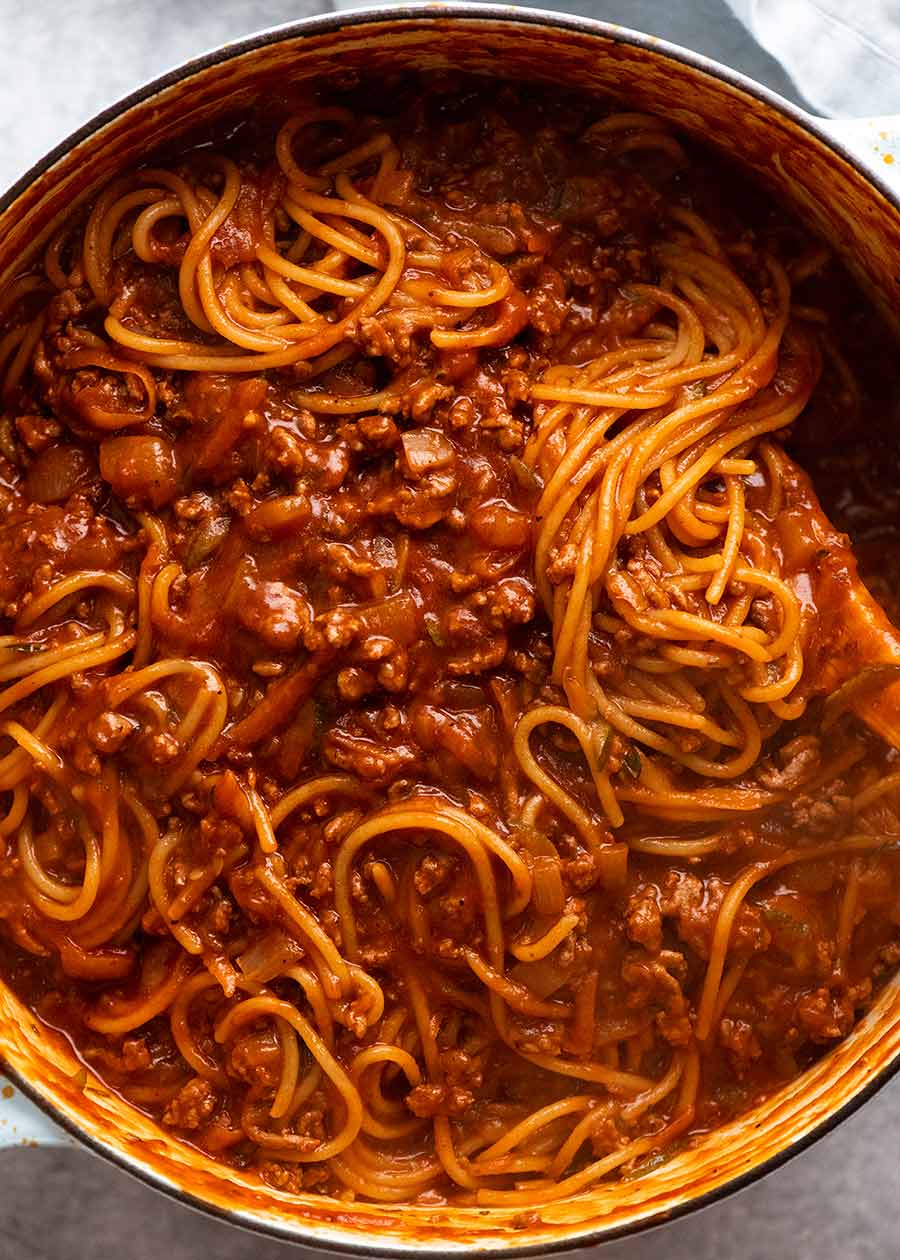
[[0, 78, 898, 1206]]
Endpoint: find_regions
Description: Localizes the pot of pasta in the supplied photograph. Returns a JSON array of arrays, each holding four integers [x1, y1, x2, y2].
[[0, 5, 899, 1251]]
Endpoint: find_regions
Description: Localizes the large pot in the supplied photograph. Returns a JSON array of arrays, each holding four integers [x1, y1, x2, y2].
[[1, 5, 899, 1252]]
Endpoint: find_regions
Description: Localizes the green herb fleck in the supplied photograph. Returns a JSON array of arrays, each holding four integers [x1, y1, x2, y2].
[[762, 907, 810, 935], [424, 613, 445, 647], [622, 745, 642, 778], [592, 721, 613, 771], [510, 455, 543, 495]]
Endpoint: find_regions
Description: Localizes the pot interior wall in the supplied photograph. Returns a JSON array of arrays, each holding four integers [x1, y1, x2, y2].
[[2, 13, 899, 316], [1, 12, 899, 1253]]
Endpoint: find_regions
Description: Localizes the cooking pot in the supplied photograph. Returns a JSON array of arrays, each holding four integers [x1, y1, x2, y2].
[[1, 5, 899, 1252]]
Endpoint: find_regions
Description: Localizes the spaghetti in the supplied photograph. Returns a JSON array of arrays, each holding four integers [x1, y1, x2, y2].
[[0, 79, 898, 1211]]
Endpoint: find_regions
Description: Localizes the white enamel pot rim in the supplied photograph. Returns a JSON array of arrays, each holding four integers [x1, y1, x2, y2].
[[0, 3, 899, 1254]]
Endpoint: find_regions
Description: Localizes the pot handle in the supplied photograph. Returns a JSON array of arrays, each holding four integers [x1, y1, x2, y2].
[[817, 116, 900, 200], [0, 1072, 72, 1149]]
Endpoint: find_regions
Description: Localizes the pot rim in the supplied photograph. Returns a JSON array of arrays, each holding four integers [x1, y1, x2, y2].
[[3, 2, 900, 221], [2, 4, 899, 1254]]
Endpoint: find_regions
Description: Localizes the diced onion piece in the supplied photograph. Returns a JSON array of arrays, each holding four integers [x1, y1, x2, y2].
[[399, 429, 455, 478], [509, 955, 570, 1000], [531, 855, 565, 916], [25, 445, 95, 503], [357, 590, 419, 645], [237, 928, 304, 982], [99, 435, 179, 508]]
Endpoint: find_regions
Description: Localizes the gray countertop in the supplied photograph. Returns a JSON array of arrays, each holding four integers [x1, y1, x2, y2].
[[0, 2, 894, 1257]]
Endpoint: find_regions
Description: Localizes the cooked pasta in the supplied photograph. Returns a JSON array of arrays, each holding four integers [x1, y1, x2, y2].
[[0, 78, 898, 1211]]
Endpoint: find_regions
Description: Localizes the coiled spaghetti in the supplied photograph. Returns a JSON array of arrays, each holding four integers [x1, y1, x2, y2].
[[0, 83, 897, 1213]]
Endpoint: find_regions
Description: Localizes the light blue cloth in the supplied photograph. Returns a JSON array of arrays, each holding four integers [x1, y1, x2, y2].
[[725, 0, 900, 116]]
